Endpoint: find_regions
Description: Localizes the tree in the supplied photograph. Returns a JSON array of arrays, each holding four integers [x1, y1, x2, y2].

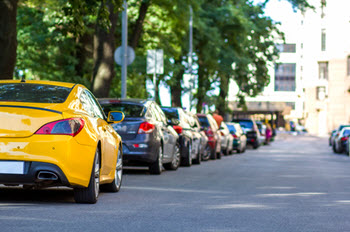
[[0, 0, 18, 79]]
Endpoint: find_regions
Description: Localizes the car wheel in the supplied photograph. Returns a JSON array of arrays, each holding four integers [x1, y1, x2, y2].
[[333, 143, 339, 153], [164, 143, 181, 170], [217, 151, 222, 159], [181, 142, 192, 167], [74, 148, 100, 204], [210, 143, 217, 160], [100, 146, 123, 192], [149, 145, 163, 174], [202, 144, 211, 161], [192, 145, 201, 165]]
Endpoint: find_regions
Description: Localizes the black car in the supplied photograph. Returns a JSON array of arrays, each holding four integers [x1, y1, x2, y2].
[[161, 107, 195, 166], [99, 99, 180, 174], [232, 118, 260, 149]]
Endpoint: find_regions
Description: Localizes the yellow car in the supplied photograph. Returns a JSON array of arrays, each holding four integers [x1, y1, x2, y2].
[[0, 80, 124, 203]]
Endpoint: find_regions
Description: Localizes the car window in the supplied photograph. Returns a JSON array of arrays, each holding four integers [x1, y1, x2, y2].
[[80, 91, 95, 117], [0, 83, 71, 103], [162, 108, 179, 120], [233, 120, 253, 129], [343, 129, 350, 136], [100, 102, 145, 118], [227, 124, 236, 133], [198, 116, 209, 127], [84, 90, 105, 119]]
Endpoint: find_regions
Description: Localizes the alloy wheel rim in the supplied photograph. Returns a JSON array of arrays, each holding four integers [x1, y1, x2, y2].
[[116, 149, 123, 188], [94, 154, 100, 198], [172, 145, 180, 166], [159, 146, 163, 171]]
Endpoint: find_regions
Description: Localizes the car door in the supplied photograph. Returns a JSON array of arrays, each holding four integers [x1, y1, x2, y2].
[[153, 104, 177, 162], [83, 90, 118, 179]]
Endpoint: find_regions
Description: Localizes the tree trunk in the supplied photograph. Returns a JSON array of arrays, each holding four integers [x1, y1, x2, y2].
[[75, 30, 93, 79], [130, 0, 150, 49], [217, 75, 229, 116], [170, 67, 184, 107], [91, 2, 118, 97], [196, 64, 205, 113], [0, 0, 17, 79]]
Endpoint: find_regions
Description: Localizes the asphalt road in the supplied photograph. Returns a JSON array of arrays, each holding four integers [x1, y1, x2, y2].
[[1, 134, 350, 232]]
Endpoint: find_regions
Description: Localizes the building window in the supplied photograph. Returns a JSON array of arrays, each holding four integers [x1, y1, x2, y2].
[[274, 63, 296, 92], [347, 56, 350, 76], [276, 43, 296, 53], [318, 62, 328, 80], [316, 86, 326, 100], [321, 29, 326, 51]]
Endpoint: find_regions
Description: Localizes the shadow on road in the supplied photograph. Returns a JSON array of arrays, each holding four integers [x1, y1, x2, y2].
[[0, 186, 75, 204]]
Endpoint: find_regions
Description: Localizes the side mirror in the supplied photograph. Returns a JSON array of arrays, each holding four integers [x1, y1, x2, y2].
[[108, 111, 125, 123]]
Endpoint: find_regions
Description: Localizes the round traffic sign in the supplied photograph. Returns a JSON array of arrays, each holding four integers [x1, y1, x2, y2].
[[114, 46, 135, 66]]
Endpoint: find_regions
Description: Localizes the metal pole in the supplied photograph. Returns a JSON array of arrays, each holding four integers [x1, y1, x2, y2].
[[188, 6, 193, 110], [153, 51, 157, 101], [121, 0, 128, 99]]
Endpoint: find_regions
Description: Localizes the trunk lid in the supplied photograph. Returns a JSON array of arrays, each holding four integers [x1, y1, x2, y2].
[[110, 117, 145, 140], [0, 105, 62, 138]]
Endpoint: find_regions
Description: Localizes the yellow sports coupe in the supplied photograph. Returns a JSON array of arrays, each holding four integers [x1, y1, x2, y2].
[[0, 80, 124, 203]]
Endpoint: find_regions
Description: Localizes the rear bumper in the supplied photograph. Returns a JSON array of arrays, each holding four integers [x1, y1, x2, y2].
[[122, 141, 159, 165], [0, 135, 96, 187], [0, 161, 69, 186]]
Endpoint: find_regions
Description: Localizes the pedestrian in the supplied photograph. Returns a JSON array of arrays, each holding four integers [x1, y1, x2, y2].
[[212, 109, 223, 128], [265, 123, 272, 144]]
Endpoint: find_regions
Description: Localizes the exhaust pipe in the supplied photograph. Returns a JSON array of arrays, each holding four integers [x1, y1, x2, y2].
[[37, 171, 58, 181]]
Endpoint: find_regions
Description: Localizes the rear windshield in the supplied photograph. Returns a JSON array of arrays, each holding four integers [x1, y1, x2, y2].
[[161, 108, 179, 120], [226, 124, 236, 133], [100, 103, 145, 117], [0, 83, 71, 103], [233, 120, 253, 129], [197, 116, 209, 127]]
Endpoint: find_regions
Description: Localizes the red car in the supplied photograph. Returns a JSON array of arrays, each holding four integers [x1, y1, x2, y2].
[[197, 114, 222, 160]]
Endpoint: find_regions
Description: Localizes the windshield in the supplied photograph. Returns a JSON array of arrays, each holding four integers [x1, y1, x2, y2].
[[100, 103, 145, 117], [233, 120, 253, 129], [0, 83, 71, 103], [197, 116, 209, 127]]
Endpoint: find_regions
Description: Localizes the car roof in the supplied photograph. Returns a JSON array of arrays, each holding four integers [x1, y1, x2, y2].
[[0, 80, 76, 88]]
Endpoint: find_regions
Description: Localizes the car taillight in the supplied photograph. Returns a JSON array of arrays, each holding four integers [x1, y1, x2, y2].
[[138, 122, 155, 134], [173, 125, 183, 134], [35, 118, 84, 137], [341, 137, 348, 141], [220, 131, 224, 136], [233, 134, 238, 138], [206, 128, 214, 137]]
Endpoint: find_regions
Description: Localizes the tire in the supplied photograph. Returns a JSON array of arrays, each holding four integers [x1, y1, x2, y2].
[[192, 145, 201, 165], [74, 148, 100, 204], [164, 143, 181, 170], [217, 151, 222, 159], [100, 146, 123, 192], [149, 145, 163, 175], [202, 144, 211, 161], [181, 142, 192, 167], [333, 143, 339, 153], [210, 143, 217, 160]]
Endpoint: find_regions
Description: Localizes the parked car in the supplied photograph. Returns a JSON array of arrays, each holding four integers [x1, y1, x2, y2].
[[232, 118, 261, 149], [330, 125, 350, 147], [186, 112, 210, 162], [99, 99, 180, 174], [226, 122, 247, 153], [197, 114, 222, 159], [333, 127, 350, 153], [255, 121, 266, 145], [219, 122, 234, 155], [161, 107, 196, 166], [329, 130, 336, 146], [0, 80, 124, 203]]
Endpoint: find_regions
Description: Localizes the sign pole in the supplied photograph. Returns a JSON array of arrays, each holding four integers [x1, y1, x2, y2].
[[153, 51, 157, 101], [121, 0, 128, 99], [189, 6, 193, 110]]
